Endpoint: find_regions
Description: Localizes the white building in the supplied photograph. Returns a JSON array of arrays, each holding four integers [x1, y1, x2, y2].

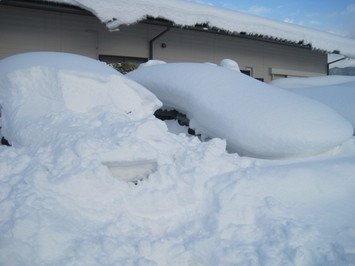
[[1, 0, 354, 82]]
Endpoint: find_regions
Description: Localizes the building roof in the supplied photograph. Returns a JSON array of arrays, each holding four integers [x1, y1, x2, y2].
[[3, 0, 355, 57]]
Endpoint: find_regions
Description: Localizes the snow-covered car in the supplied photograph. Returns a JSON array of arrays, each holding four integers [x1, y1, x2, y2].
[[127, 62, 353, 158]]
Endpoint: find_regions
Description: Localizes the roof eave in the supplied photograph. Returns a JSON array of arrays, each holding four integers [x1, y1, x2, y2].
[[1, 0, 326, 52], [0, 0, 92, 16]]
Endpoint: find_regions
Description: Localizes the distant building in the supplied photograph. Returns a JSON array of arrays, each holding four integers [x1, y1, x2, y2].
[[1, 0, 354, 82]]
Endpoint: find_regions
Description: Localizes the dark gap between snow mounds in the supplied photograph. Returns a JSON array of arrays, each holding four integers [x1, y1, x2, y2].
[[154, 108, 197, 136]]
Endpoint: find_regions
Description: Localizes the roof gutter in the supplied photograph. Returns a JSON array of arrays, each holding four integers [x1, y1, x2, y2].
[[327, 56, 347, 75], [142, 18, 314, 51]]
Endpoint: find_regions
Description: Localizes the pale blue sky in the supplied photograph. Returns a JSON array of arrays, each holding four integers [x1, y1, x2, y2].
[[189, 0, 355, 38]]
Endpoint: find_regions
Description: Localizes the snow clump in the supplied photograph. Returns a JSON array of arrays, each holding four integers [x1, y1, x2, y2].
[[220, 58, 240, 72]]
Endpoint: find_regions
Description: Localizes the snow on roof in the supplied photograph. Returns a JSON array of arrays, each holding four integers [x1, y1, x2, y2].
[[44, 0, 355, 58]]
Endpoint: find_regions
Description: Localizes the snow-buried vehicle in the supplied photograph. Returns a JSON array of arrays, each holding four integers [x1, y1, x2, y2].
[[127, 62, 353, 159], [0, 52, 164, 182]]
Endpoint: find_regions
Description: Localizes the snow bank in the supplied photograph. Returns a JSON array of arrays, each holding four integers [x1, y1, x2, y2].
[[44, 0, 355, 58], [270, 76, 355, 134], [127, 62, 353, 159], [0, 52, 355, 265]]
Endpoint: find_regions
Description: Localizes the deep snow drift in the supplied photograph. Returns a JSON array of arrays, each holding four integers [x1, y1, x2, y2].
[[270, 75, 355, 134], [127, 62, 352, 159], [0, 52, 355, 265]]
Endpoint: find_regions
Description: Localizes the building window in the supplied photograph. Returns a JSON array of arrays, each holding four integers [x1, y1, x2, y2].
[[241, 70, 251, 76], [241, 67, 264, 82], [241, 66, 253, 77], [99, 55, 147, 74]]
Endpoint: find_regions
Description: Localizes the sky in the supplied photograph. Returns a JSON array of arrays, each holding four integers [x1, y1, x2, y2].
[[189, 0, 355, 39]]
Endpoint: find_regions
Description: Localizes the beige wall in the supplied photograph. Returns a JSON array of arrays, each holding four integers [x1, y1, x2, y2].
[[153, 28, 327, 81], [0, 5, 327, 82], [0, 5, 100, 58]]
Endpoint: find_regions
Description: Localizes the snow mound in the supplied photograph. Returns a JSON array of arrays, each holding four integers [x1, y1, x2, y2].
[[220, 59, 240, 72], [270, 76, 355, 134], [127, 63, 353, 159], [0, 52, 161, 150]]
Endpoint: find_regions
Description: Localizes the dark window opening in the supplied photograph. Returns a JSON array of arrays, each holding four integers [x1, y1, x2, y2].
[[241, 68, 264, 82], [241, 70, 251, 76]]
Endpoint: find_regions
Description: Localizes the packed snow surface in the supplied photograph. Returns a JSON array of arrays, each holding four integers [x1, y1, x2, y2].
[[41, 0, 355, 58], [1, 52, 355, 265], [127, 62, 352, 159], [270, 76, 355, 134]]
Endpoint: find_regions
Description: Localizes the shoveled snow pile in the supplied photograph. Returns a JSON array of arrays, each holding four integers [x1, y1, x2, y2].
[[1, 52, 355, 265], [42, 0, 355, 57], [270, 75, 355, 134], [127, 62, 352, 159]]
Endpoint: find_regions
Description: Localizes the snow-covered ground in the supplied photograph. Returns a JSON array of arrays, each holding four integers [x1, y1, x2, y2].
[[0, 52, 354, 265]]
